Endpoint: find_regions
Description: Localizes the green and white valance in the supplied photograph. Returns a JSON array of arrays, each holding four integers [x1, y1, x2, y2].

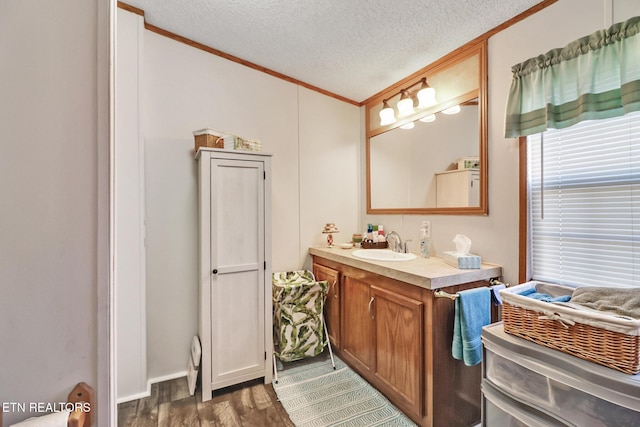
[[505, 16, 640, 138]]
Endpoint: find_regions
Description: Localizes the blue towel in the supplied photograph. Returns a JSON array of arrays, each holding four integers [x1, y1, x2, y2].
[[452, 287, 491, 366], [518, 288, 571, 303], [490, 284, 505, 305]]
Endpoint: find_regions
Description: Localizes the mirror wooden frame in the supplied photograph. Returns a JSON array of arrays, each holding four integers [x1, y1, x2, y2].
[[364, 39, 488, 215]]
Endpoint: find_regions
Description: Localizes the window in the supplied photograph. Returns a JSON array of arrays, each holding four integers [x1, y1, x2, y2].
[[527, 111, 640, 287]]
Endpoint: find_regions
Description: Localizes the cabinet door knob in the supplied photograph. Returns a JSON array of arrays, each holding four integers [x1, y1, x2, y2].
[[212, 269, 218, 274], [368, 296, 375, 320]]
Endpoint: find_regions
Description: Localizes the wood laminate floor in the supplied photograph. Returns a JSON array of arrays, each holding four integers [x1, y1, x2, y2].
[[117, 377, 294, 427]]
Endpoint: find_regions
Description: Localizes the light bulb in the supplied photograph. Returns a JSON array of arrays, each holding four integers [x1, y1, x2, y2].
[[396, 91, 415, 118], [379, 101, 396, 126], [416, 79, 437, 109]]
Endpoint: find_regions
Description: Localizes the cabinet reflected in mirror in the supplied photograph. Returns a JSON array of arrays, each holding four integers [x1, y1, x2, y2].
[[365, 40, 487, 215]]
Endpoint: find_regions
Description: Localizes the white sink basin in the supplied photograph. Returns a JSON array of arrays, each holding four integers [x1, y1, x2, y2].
[[352, 249, 417, 262]]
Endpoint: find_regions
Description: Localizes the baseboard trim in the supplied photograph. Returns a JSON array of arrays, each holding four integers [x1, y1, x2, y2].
[[148, 370, 188, 386], [116, 370, 188, 404], [117, 389, 150, 404]]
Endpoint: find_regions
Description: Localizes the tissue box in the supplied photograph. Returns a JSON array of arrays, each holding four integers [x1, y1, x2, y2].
[[443, 251, 481, 269]]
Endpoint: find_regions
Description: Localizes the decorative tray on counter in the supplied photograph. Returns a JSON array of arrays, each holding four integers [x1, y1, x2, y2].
[[360, 241, 388, 249]]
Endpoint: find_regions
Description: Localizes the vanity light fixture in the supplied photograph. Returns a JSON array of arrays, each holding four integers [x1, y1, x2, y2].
[[379, 100, 396, 126], [442, 104, 461, 114], [396, 90, 415, 118], [378, 77, 438, 126]]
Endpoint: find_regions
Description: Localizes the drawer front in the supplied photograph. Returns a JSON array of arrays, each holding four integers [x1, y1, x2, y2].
[[485, 349, 553, 408], [482, 381, 563, 427]]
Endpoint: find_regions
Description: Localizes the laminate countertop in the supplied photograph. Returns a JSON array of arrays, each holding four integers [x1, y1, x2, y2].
[[310, 246, 502, 290]]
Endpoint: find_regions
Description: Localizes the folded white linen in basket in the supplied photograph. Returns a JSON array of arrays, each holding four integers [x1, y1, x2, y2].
[[570, 287, 640, 319]]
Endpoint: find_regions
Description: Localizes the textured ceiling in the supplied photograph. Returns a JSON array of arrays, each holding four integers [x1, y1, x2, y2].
[[123, 0, 543, 103]]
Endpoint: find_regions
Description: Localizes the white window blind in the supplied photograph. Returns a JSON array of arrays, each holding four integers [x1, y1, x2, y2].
[[527, 111, 640, 288]]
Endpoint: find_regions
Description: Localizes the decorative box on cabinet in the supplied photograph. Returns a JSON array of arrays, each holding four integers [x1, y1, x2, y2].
[[197, 148, 273, 402], [436, 169, 480, 207]]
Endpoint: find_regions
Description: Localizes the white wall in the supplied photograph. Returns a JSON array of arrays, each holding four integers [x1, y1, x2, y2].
[[363, 0, 640, 285], [139, 28, 360, 381], [298, 87, 361, 269], [0, 0, 110, 425]]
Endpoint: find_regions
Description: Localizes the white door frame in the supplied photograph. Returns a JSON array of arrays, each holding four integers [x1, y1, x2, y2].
[[99, 0, 116, 425]]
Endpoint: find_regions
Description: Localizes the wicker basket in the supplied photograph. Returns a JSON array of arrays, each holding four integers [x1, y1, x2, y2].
[[193, 128, 223, 151], [501, 282, 640, 375]]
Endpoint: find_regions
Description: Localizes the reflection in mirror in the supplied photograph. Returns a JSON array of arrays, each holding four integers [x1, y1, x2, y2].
[[370, 100, 479, 209]]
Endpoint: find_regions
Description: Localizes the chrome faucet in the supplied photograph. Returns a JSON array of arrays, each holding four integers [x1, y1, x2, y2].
[[386, 231, 403, 253]]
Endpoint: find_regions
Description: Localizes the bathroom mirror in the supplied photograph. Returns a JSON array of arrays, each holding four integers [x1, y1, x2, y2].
[[365, 40, 488, 215]]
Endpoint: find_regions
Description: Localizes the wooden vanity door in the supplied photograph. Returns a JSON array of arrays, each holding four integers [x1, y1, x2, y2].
[[371, 286, 424, 418], [341, 276, 374, 373], [313, 263, 340, 348]]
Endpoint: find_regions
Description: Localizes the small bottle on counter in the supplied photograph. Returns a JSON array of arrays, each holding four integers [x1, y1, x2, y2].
[[419, 221, 431, 258]]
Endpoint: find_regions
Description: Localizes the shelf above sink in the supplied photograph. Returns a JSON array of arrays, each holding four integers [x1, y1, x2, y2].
[[352, 249, 417, 262]]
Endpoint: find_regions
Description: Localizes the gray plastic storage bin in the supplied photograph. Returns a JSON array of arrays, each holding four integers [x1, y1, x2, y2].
[[482, 322, 640, 427]]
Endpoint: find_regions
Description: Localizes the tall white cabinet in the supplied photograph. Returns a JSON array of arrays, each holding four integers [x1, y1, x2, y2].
[[197, 148, 273, 402]]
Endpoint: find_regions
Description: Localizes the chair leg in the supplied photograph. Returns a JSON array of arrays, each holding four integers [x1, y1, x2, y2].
[[322, 315, 336, 370], [273, 354, 279, 384]]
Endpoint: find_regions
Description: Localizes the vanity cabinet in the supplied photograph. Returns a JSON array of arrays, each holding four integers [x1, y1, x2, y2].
[[342, 276, 375, 371], [312, 252, 500, 427], [341, 275, 424, 418], [312, 263, 341, 348], [436, 169, 480, 207], [197, 148, 272, 402], [371, 285, 424, 415]]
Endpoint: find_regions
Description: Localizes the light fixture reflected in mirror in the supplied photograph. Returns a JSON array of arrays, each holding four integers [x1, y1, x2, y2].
[[442, 105, 461, 114], [395, 102, 464, 130], [400, 121, 415, 130], [379, 100, 396, 126]]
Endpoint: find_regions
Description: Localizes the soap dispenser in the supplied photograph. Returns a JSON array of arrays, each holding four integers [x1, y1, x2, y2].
[[419, 221, 431, 258]]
